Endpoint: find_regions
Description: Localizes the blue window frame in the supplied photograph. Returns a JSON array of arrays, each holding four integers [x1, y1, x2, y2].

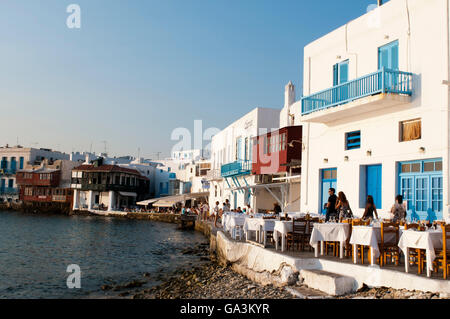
[[398, 158, 443, 222], [19, 157, 24, 170], [345, 131, 361, 150]]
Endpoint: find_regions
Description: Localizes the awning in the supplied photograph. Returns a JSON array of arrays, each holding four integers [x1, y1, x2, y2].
[[136, 192, 209, 206], [119, 192, 137, 197]]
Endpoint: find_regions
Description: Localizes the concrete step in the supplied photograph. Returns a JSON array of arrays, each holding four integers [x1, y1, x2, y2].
[[299, 269, 355, 296]]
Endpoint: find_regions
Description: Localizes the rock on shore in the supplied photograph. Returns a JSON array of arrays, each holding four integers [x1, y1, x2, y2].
[[132, 259, 294, 299]]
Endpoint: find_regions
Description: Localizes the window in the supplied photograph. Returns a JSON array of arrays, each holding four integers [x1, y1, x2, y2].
[[333, 60, 349, 86], [281, 133, 286, 151], [345, 131, 361, 150], [400, 119, 421, 142], [263, 136, 268, 155]]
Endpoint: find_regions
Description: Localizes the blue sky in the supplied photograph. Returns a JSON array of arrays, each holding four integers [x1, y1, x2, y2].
[[0, 0, 378, 158]]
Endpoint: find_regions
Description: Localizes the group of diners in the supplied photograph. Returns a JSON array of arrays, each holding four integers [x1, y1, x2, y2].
[[324, 188, 407, 223]]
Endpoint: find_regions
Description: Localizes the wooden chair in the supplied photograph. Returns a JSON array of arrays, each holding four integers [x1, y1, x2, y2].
[[404, 223, 426, 274], [434, 224, 450, 279], [286, 218, 307, 251], [379, 222, 400, 267]]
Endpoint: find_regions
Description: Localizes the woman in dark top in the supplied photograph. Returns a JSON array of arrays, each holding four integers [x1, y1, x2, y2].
[[362, 195, 379, 220]]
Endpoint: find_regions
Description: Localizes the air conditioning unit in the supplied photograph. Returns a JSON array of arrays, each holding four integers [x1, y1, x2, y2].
[[255, 175, 272, 184]]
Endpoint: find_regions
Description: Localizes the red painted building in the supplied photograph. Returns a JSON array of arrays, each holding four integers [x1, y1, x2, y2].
[[16, 160, 77, 211], [251, 126, 303, 175]]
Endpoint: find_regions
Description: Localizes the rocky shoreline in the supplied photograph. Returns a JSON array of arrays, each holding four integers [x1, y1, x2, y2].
[[100, 239, 449, 300]]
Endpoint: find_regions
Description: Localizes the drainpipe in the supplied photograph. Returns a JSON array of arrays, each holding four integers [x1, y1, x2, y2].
[[304, 57, 311, 208], [445, 0, 450, 222]]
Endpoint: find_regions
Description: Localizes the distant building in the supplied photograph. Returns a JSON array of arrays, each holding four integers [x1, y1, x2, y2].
[[16, 159, 79, 212], [71, 158, 149, 212], [171, 149, 210, 162], [0, 145, 69, 202]]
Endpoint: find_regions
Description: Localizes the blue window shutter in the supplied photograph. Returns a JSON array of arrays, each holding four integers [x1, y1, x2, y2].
[[339, 61, 349, 84], [333, 64, 338, 86], [391, 43, 399, 70]]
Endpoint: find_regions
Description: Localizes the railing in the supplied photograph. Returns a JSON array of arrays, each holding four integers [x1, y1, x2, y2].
[[206, 169, 222, 181], [0, 187, 18, 195], [301, 68, 413, 115], [221, 160, 252, 178]]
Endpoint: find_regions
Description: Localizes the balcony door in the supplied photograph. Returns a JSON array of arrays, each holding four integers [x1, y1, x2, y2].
[[378, 40, 398, 70], [333, 60, 349, 104], [378, 40, 399, 90]]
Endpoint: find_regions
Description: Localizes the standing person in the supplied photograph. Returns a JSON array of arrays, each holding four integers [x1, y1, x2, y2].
[[224, 199, 231, 212], [391, 195, 407, 222], [214, 201, 221, 227], [336, 191, 353, 220], [246, 204, 253, 215], [213, 201, 220, 225], [202, 202, 209, 221], [362, 195, 379, 220], [325, 188, 338, 222]]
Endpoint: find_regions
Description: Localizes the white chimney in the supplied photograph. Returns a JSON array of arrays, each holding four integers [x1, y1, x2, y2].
[[84, 154, 90, 164], [284, 81, 295, 108]]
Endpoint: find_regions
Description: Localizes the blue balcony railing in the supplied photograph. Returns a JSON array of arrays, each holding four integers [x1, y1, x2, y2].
[[0, 187, 18, 195], [221, 161, 252, 178], [301, 68, 413, 115]]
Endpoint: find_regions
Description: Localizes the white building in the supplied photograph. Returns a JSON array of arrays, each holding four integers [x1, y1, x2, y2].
[[0, 145, 69, 201], [209, 107, 281, 211], [297, 0, 448, 221]]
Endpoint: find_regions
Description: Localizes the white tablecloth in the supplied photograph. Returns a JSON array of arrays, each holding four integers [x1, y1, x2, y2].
[[309, 223, 350, 246], [273, 220, 293, 238], [398, 229, 443, 272], [243, 218, 276, 233], [349, 225, 401, 259], [223, 214, 248, 233]]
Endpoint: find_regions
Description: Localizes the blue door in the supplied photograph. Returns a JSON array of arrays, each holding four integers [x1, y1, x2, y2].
[[366, 165, 382, 209], [0, 179, 5, 193], [321, 168, 337, 214]]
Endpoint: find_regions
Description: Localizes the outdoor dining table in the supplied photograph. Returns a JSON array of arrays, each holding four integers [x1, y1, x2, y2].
[[273, 220, 293, 252], [309, 222, 351, 259], [349, 224, 404, 266], [223, 214, 249, 239], [243, 218, 276, 247], [398, 229, 443, 277]]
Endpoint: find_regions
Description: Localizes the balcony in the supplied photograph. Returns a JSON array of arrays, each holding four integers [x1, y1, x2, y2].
[[221, 161, 252, 178], [0, 187, 18, 195], [301, 68, 413, 124], [206, 169, 222, 181]]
